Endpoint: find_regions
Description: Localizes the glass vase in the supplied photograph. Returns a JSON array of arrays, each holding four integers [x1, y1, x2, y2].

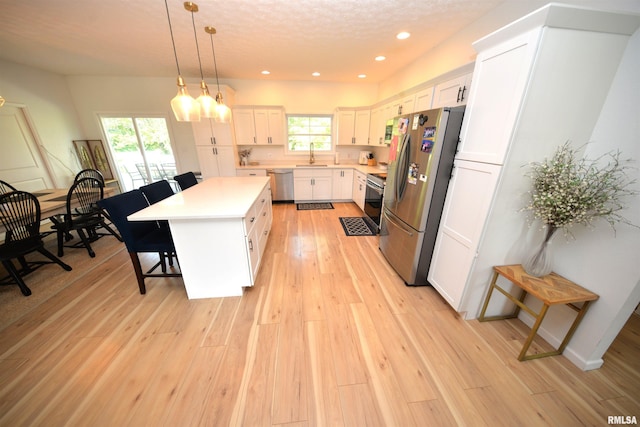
[[522, 225, 557, 277]]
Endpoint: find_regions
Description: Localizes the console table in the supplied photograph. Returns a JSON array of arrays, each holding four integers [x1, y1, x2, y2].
[[478, 264, 598, 361]]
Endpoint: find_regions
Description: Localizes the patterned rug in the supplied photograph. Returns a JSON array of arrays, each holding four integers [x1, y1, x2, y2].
[[339, 217, 378, 236], [296, 202, 334, 210]]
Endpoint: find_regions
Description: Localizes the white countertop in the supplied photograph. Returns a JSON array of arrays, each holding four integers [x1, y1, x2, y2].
[[128, 176, 270, 221], [237, 163, 387, 175]]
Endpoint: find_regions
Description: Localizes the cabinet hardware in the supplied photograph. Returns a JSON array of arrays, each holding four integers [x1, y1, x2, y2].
[[248, 239, 253, 250], [250, 217, 255, 223], [460, 85, 467, 102], [253, 136, 257, 144], [210, 137, 214, 145], [456, 87, 463, 103]]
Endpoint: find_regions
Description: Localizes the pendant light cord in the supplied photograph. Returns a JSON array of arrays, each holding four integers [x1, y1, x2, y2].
[[190, 9, 205, 80], [164, 0, 181, 76], [209, 33, 221, 92]]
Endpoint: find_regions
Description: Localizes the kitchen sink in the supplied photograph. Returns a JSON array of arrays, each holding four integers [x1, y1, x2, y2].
[[296, 164, 328, 167]]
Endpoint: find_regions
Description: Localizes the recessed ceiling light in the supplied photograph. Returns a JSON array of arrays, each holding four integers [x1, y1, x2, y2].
[[375, 56, 386, 61], [358, 74, 367, 79], [312, 72, 320, 77], [261, 70, 270, 75], [396, 32, 410, 40]]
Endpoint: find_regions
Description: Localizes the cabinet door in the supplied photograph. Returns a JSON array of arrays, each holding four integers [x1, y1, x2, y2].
[[332, 169, 353, 200], [293, 177, 313, 201], [267, 109, 285, 145], [399, 94, 416, 115], [211, 121, 234, 146], [369, 107, 385, 146], [457, 31, 539, 165], [192, 120, 215, 146], [433, 73, 472, 108], [353, 110, 370, 145], [336, 110, 356, 145], [196, 146, 221, 178], [352, 171, 366, 211], [428, 160, 501, 310], [216, 146, 237, 177], [312, 176, 333, 200], [414, 87, 434, 112], [253, 109, 270, 145], [232, 109, 257, 145]]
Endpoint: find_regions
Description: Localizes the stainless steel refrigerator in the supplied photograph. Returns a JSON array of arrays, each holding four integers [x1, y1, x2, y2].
[[380, 106, 465, 286]]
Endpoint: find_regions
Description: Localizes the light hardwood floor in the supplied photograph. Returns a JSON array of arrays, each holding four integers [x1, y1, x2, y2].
[[0, 202, 638, 426]]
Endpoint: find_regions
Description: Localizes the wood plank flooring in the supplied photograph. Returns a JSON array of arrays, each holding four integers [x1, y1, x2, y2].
[[0, 202, 638, 426]]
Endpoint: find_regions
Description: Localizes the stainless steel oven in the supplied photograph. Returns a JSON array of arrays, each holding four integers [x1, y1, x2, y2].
[[365, 173, 386, 229]]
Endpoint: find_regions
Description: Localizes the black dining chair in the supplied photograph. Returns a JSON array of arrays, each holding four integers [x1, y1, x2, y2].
[[139, 180, 174, 205], [173, 172, 198, 191], [98, 190, 181, 294], [0, 191, 72, 296], [50, 177, 121, 258], [74, 168, 105, 185], [0, 179, 17, 195]]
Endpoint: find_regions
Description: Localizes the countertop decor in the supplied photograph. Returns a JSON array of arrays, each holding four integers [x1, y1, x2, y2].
[[522, 141, 638, 276]]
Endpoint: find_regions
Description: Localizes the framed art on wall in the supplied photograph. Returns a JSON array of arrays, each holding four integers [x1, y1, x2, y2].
[[72, 140, 94, 170], [87, 139, 114, 180]]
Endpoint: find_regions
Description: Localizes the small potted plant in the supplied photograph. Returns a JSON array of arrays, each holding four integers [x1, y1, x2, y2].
[[521, 141, 637, 276]]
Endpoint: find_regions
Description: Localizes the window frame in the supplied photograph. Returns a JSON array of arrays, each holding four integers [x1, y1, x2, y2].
[[285, 114, 334, 155]]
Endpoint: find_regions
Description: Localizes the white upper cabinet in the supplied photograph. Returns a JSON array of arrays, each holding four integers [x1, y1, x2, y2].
[[413, 86, 434, 112], [432, 73, 472, 109], [232, 107, 285, 145], [336, 108, 370, 145]]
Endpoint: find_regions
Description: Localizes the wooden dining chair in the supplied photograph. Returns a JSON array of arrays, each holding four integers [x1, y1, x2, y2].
[[98, 190, 181, 294], [173, 172, 198, 191], [50, 177, 121, 258], [0, 191, 72, 296]]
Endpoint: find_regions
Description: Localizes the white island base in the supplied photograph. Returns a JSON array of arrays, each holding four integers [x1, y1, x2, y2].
[[128, 177, 272, 299]]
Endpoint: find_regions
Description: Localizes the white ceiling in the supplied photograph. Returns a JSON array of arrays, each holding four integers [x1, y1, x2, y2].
[[0, 0, 514, 83]]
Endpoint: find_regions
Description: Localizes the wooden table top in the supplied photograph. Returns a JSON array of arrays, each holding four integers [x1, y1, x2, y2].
[[494, 264, 599, 305]]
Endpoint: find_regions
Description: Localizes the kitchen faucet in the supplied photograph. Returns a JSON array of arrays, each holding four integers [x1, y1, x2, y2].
[[309, 142, 315, 164]]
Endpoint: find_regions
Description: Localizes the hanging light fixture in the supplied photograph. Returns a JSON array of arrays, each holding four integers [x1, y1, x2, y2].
[[184, 2, 215, 118], [164, 0, 200, 121], [205, 26, 231, 123]]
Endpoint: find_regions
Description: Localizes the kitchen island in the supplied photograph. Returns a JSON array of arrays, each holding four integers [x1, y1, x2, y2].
[[128, 176, 272, 299]]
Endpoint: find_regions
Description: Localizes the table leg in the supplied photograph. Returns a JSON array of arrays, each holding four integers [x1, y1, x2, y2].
[[478, 271, 499, 321], [518, 303, 550, 361], [557, 300, 593, 354]]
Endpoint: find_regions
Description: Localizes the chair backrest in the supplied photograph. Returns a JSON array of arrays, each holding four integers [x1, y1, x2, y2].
[[0, 191, 41, 244], [67, 177, 104, 219], [0, 179, 18, 195], [74, 169, 105, 186], [97, 190, 161, 252], [140, 180, 174, 205], [174, 172, 198, 191]]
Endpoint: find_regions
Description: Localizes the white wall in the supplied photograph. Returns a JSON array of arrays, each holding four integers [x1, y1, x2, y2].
[[0, 59, 84, 187]]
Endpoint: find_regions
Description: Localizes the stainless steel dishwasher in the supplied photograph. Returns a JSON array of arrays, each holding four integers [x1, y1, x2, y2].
[[267, 169, 294, 202]]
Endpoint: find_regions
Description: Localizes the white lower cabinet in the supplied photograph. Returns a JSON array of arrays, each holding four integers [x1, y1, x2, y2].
[[244, 184, 272, 282], [352, 170, 366, 211], [332, 169, 353, 200], [293, 169, 332, 201]]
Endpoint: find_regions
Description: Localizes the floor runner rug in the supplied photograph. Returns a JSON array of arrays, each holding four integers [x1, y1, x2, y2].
[[296, 202, 334, 210], [339, 217, 378, 236]]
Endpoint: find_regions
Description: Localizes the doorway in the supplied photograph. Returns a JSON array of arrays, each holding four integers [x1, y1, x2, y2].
[[100, 116, 178, 192]]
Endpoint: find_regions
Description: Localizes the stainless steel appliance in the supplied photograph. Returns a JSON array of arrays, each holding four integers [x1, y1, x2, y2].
[[379, 106, 465, 286], [267, 168, 294, 201], [364, 172, 386, 228]]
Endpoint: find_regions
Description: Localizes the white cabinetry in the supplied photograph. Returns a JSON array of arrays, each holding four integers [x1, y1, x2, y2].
[[245, 184, 272, 281], [414, 86, 434, 112], [192, 118, 236, 179], [233, 107, 285, 145], [336, 108, 370, 145], [368, 106, 386, 146], [428, 4, 638, 316], [293, 169, 332, 201], [352, 170, 367, 211], [332, 169, 353, 200], [432, 72, 472, 108], [236, 169, 267, 177]]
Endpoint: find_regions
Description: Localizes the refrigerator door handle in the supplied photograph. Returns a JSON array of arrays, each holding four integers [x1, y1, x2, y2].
[[383, 210, 414, 237], [395, 134, 411, 201]]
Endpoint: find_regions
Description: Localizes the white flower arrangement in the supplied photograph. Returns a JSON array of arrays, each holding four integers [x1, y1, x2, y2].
[[239, 148, 252, 159], [523, 142, 638, 236]]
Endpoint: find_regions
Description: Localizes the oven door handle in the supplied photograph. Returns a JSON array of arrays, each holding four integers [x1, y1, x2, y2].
[[382, 210, 414, 237]]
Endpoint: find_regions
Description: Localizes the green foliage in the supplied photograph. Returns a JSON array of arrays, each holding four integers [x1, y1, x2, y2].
[[287, 115, 332, 151], [523, 142, 638, 233], [102, 117, 172, 155]]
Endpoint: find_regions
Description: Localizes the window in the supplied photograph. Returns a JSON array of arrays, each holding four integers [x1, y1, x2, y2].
[[100, 116, 177, 191], [287, 115, 332, 152]]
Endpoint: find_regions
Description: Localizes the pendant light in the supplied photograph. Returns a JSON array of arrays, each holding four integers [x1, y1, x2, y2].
[[184, 2, 215, 118], [164, 0, 200, 121], [205, 26, 231, 123]]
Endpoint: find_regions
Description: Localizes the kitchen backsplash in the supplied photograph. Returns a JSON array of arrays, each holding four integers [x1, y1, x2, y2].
[[236, 144, 390, 166]]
